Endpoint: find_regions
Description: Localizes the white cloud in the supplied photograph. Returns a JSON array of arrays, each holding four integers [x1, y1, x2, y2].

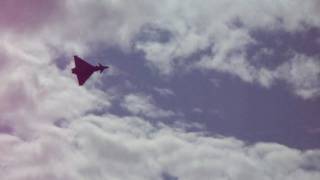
[[135, 0, 320, 69], [200, 52, 320, 99], [2, 114, 320, 180], [133, 0, 320, 99], [0, 33, 110, 141], [275, 54, 320, 99], [121, 93, 175, 118]]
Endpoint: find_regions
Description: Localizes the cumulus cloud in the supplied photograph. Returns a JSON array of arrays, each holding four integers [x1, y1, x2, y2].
[[2, 114, 320, 180], [274, 54, 320, 99]]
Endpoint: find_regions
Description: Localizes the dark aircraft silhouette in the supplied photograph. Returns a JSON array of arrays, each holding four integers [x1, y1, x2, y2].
[[72, 55, 109, 86]]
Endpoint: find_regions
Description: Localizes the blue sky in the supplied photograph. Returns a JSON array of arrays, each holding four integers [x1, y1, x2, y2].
[[1, 0, 320, 179]]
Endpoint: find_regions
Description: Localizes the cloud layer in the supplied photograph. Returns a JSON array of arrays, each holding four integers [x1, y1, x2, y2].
[[1, 113, 320, 180]]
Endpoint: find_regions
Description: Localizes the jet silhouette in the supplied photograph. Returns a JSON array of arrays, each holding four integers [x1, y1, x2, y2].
[[72, 55, 109, 86]]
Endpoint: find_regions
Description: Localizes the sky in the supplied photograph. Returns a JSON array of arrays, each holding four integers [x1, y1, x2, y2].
[[0, 0, 320, 180]]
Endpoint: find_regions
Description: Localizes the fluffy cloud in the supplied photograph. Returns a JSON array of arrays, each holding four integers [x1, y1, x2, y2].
[[134, 0, 320, 99], [0, 33, 110, 142], [1, 114, 320, 180], [199, 52, 320, 99], [135, 0, 320, 68], [275, 54, 320, 99]]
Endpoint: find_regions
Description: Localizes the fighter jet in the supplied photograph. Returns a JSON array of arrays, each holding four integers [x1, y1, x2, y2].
[[72, 55, 109, 86]]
